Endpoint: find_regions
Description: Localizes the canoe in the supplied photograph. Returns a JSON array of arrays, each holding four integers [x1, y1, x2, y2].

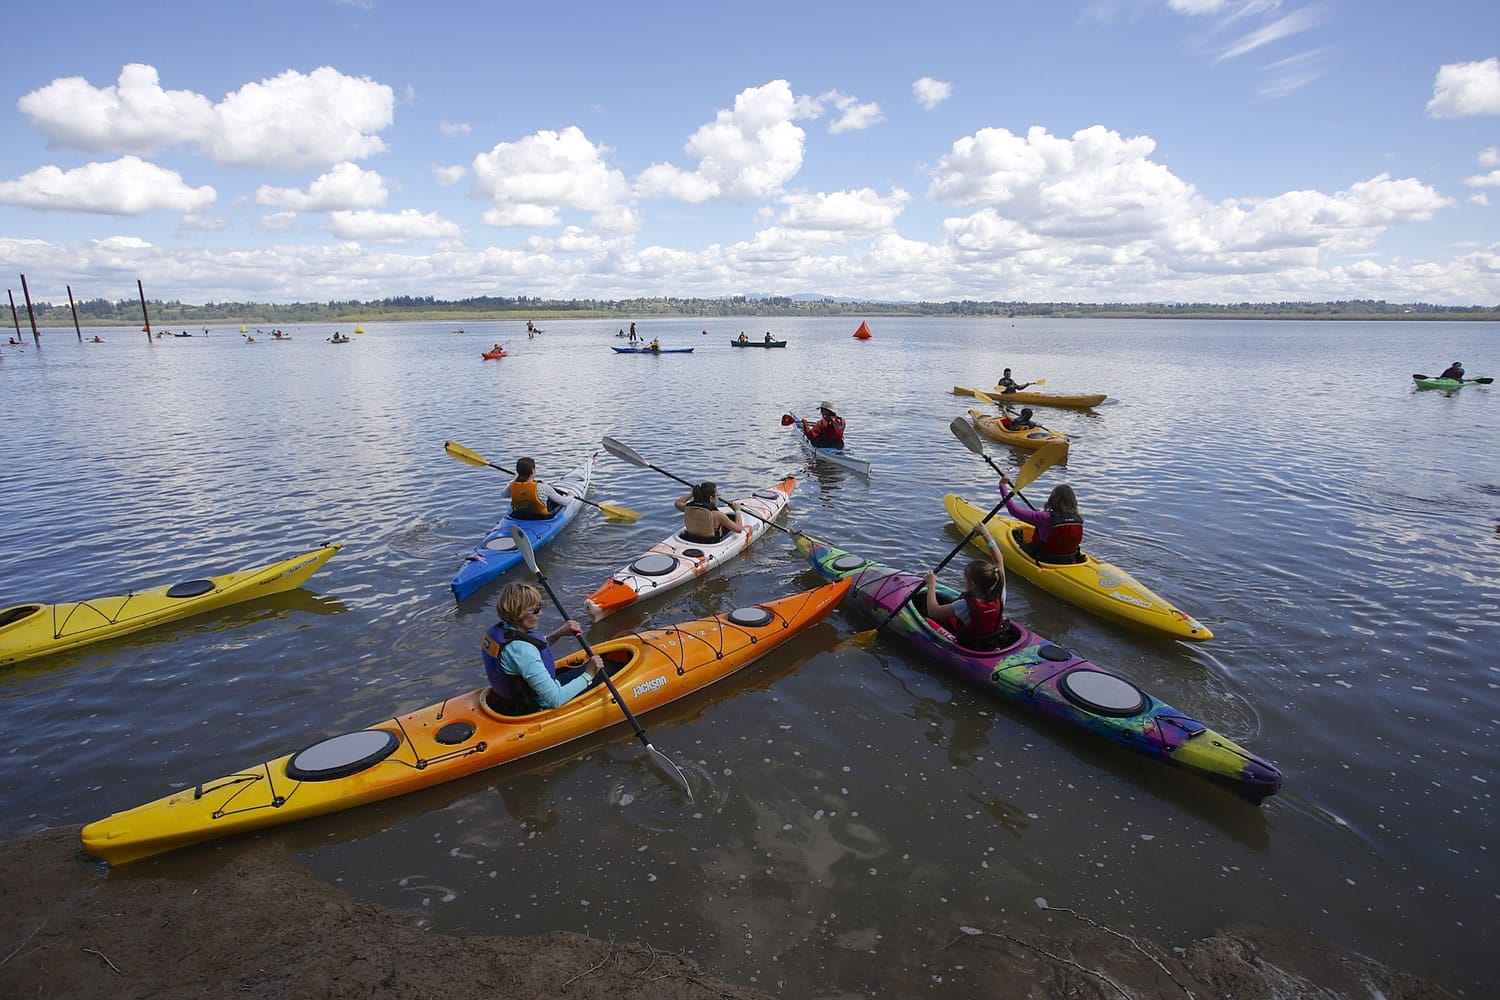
[[943, 494, 1211, 641], [731, 339, 787, 348], [611, 346, 694, 354], [967, 409, 1070, 452], [954, 386, 1107, 409], [450, 455, 595, 602], [787, 409, 871, 476], [1, 544, 342, 668], [586, 478, 795, 621], [795, 535, 1281, 803], [80, 578, 851, 866], [481, 349, 507, 359], [1412, 373, 1491, 390]]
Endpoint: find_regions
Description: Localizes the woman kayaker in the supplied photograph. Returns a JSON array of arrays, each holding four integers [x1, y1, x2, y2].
[[997, 368, 1032, 393], [1439, 361, 1465, 380], [923, 519, 1008, 649], [801, 401, 846, 448], [675, 482, 749, 544], [509, 457, 569, 520], [999, 474, 1084, 564], [483, 582, 603, 712]]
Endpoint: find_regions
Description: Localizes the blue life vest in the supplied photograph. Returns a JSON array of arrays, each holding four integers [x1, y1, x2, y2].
[[482, 623, 556, 709]]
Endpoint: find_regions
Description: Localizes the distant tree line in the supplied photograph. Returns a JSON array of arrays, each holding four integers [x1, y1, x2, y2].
[[9, 293, 1499, 326]]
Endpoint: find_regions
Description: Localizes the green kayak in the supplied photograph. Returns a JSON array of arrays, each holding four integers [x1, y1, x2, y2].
[[1413, 373, 1492, 390]]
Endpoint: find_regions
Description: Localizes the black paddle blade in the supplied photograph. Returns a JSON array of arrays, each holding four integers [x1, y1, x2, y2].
[[950, 416, 985, 455], [601, 436, 648, 467]]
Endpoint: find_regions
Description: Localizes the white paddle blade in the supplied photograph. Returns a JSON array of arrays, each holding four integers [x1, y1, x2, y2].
[[509, 525, 540, 573]]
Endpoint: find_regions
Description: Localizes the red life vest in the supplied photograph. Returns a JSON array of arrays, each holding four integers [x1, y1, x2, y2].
[[807, 414, 845, 448], [1041, 518, 1084, 556], [954, 592, 1005, 648]]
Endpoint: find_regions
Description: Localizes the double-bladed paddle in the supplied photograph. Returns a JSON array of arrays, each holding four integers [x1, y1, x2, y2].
[[509, 525, 694, 801], [1412, 372, 1493, 384], [846, 427, 1066, 648], [600, 436, 797, 535], [443, 441, 641, 522]]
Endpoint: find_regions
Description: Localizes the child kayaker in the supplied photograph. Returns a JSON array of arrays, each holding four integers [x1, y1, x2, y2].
[[999, 474, 1084, 564], [924, 518, 1009, 649]]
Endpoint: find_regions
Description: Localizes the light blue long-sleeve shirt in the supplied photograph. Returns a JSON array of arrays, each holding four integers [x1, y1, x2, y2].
[[500, 639, 591, 709]]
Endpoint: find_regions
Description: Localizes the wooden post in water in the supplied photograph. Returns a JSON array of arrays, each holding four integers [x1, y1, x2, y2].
[[19, 274, 39, 346], [67, 285, 82, 342], [137, 279, 151, 343], [7, 290, 19, 341]]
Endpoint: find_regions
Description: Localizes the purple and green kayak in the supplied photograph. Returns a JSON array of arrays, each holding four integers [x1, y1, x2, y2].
[[796, 535, 1281, 804]]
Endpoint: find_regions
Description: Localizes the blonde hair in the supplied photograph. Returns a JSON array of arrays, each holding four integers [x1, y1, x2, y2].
[[497, 582, 544, 626]]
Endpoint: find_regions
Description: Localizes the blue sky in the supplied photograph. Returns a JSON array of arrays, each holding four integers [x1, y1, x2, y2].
[[1, 0, 1497, 306]]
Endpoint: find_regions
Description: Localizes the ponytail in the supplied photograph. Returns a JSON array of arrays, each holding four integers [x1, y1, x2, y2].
[[966, 560, 1003, 601]]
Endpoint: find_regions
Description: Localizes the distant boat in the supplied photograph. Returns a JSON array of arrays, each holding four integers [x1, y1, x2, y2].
[[853, 321, 872, 340]]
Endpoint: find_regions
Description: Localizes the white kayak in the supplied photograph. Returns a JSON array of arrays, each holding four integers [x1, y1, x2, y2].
[[788, 410, 871, 476], [585, 478, 795, 621]]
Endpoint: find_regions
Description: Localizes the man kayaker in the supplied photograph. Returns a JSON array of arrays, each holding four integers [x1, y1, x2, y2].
[[924, 518, 1009, 649], [1439, 361, 1465, 380], [675, 482, 750, 544], [508, 457, 569, 520], [738, 332, 749, 342], [801, 401, 846, 448], [997, 368, 1032, 393], [764, 331, 774, 343], [999, 474, 1084, 564], [483, 582, 603, 712]]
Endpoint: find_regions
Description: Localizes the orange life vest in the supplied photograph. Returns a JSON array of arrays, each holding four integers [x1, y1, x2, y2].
[[510, 480, 548, 517]]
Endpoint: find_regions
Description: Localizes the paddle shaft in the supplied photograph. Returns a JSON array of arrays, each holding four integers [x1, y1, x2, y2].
[[472, 456, 623, 518], [613, 449, 794, 534], [863, 496, 1010, 636]]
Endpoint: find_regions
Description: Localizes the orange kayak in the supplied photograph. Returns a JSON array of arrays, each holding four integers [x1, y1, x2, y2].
[[967, 409, 1070, 453], [81, 579, 851, 865]]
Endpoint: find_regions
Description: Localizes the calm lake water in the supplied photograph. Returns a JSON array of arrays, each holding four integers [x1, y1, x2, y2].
[[2, 316, 1496, 995]]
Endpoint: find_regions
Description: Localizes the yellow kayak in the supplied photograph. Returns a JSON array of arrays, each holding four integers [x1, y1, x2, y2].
[[967, 409, 1070, 453], [954, 386, 1107, 409], [944, 494, 1211, 641], [0, 544, 342, 667]]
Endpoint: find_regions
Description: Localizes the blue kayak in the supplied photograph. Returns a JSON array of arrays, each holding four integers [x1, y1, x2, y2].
[[450, 454, 596, 602]]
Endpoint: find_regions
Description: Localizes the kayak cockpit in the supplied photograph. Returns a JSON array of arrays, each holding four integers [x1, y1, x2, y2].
[[0, 605, 42, 628], [481, 647, 637, 718]]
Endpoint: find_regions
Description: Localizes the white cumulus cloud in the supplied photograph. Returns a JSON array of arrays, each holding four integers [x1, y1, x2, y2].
[[255, 162, 389, 211], [328, 209, 461, 242], [776, 188, 910, 237], [472, 126, 629, 228], [17, 64, 394, 171], [439, 121, 472, 136], [913, 77, 952, 110], [1427, 58, 1500, 118], [0, 156, 215, 214], [432, 164, 467, 186], [635, 80, 809, 203]]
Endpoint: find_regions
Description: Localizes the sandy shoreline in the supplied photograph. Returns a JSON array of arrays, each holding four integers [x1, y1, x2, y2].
[[0, 826, 1455, 999]]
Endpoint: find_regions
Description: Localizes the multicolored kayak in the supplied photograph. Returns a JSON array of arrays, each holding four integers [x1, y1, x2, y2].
[[967, 409, 1071, 453], [954, 386, 1107, 409], [586, 478, 795, 621], [450, 455, 595, 602], [944, 494, 1211, 641], [1, 544, 342, 667], [796, 535, 1280, 803], [80, 579, 851, 865], [788, 410, 872, 476]]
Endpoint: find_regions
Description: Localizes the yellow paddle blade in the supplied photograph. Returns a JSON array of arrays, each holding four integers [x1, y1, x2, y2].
[[443, 440, 492, 469], [596, 500, 642, 522], [846, 626, 882, 648], [1016, 442, 1068, 489], [1032, 378, 1047, 387], [971, 389, 998, 405]]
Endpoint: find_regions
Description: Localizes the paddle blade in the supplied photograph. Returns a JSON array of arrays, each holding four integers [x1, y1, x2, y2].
[[444, 440, 492, 469], [601, 435, 649, 468], [971, 389, 998, 405], [1016, 442, 1068, 490], [780, 413, 795, 426], [1475, 377, 1495, 384], [1032, 378, 1047, 387], [596, 500, 642, 522], [950, 416, 986, 455], [846, 627, 882, 648], [509, 525, 540, 574]]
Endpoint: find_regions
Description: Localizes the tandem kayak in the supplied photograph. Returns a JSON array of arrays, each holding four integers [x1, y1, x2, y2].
[[788, 410, 872, 476], [80, 578, 852, 865], [1, 544, 342, 667], [731, 339, 787, 348], [586, 478, 795, 621], [612, 346, 694, 354], [954, 386, 1107, 409], [796, 535, 1280, 803], [967, 409, 1070, 452], [450, 455, 596, 602], [944, 494, 1211, 641]]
